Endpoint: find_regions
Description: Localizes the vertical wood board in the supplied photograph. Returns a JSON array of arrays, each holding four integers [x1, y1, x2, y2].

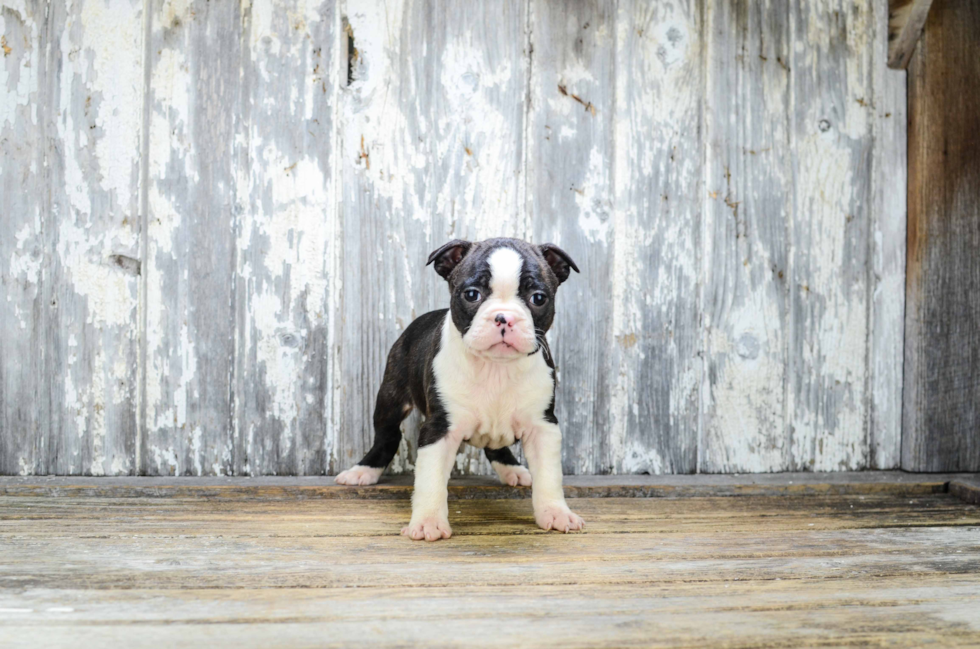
[[1, 0, 142, 476], [785, 0, 876, 471], [232, 0, 340, 476], [1, 0, 45, 476], [903, 0, 980, 472], [701, 0, 793, 473], [607, 0, 703, 474], [142, 0, 242, 475], [526, 0, 614, 474], [338, 0, 528, 476]]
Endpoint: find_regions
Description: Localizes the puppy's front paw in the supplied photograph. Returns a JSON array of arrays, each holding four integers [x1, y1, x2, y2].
[[334, 465, 383, 486], [401, 516, 452, 542], [535, 503, 585, 533], [492, 462, 532, 487]]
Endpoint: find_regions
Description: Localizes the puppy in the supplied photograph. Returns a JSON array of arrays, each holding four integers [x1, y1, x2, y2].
[[335, 238, 584, 541]]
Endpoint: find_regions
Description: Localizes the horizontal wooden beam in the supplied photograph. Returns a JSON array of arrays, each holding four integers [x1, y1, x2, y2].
[[2, 472, 977, 500], [888, 0, 935, 69]]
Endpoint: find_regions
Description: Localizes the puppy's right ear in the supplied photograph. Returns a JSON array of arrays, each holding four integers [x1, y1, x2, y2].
[[426, 239, 472, 280]]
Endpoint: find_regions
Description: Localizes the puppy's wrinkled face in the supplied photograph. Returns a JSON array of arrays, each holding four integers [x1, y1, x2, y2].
[[427, 238, 579, 361]]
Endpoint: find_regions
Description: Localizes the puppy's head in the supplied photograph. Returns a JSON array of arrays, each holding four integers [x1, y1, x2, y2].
[[427, 238, 578, 361]]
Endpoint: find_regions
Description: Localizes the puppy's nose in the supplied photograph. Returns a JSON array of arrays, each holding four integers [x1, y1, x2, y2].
[[494, 313, 515, 328]]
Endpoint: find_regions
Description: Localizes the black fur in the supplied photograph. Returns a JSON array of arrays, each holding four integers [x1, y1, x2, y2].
[[484, 446, 522, 466], [357, 309, 450, 468], [352, 238, 578, 474]]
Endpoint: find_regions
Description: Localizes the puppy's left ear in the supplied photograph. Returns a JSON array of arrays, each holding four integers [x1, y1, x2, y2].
[[539, 243, 580, 284], [426, 239, 472, 280]]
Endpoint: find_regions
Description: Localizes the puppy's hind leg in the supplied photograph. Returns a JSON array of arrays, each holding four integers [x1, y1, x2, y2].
[[485, 446, 532, 487], [335, 378, 410, 486]]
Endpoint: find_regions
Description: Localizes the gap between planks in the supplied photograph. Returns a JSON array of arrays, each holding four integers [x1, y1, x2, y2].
[[1, 471, 978, 503]]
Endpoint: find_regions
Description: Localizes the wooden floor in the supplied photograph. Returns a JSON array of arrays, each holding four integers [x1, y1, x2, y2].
[[1, 473, 980, 648]]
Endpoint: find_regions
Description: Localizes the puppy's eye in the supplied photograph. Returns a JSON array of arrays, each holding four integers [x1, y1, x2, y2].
[[530, 292, 548, 307], [463, 289, 482, 303]]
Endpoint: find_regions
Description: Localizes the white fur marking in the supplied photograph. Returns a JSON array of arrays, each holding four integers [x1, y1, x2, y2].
[[492, 461, 532, 487], [462, 248, 537, 356], [334, 465, 383, 486], [402, 432, 462, 541], [435, 314, 554, 452], [487, 247, 522, 300], [523, 423, 585, 532]]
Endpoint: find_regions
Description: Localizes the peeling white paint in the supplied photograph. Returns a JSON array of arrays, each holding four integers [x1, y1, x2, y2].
[[3, 0, 907, 477], [79, 0, 144, 213], [574, 148, 611, 245], [56, 221, 136, 328]]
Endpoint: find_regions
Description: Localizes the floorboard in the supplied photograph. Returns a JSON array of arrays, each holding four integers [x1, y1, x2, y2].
[[1, 476, 979, 647]]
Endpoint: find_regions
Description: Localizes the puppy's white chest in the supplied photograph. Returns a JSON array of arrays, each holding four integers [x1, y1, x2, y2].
[[434, 348, 554, 449]]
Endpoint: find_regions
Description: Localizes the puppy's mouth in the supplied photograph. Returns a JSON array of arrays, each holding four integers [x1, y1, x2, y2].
[[488, 341, 517, 352]]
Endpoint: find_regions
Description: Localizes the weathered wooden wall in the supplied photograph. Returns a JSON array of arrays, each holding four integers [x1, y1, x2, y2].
[[1, 0, 906, 476], [902, 0, 980, 472]]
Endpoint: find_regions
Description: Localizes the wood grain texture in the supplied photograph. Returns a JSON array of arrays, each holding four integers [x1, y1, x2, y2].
[[887, 0, 934, 69], [700, 0, 905, 472], [610, 0, 702, 474], [337, 0, 529, 476], [701, 0, 793, 472], [142, 0, 243, 476], [232, 0, 340, 476], [0, 471, 967, 500], [903, 0, 980, 472], [1, 0, 909, 476], [950, 477, 980, 505], [786, 0, 877, 471], [526, 0, 613, 474], [1, 0, 44, 476], [0, 490, 979, 647], [869, 0, 907, 470], [1, 0, 143, 476]]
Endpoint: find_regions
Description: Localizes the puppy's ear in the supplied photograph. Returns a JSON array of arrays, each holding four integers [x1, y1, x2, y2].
[[538, 243, 580, 284], [426, 239, 472, 280]]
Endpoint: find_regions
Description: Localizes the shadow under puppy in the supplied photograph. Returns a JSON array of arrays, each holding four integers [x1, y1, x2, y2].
[[336, 238, 585, 541]]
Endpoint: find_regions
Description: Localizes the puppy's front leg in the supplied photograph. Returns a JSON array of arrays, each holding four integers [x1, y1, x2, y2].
[[402, 427, 463, 541], [523, 423, 584, 533]]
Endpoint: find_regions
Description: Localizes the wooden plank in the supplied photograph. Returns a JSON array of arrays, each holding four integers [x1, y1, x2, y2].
[[1, 491, 977, 646], [337, 0, 528, 476], [142, 0, 244, 475], [0, 1, 45, 475], [869, 0, 908, 469], [609, 0, 702, 473], [903, 0, 980, 472], [701, 0, 901, 472], [45, 0, 144, 475], [231, 0, 340, 475], [526, 0, 613, 474], [0, 471, 968, 500], [3, 494, 976, 540], [888, 0, 935, 69], [700, 0, 793, 472], [0, 495, 977, 584], [786, 0, 877, 471], [950, 478, 980, 505], [4, 520, 980, 585], [0, 0, 143, 476], [3, 579, 980, 649]]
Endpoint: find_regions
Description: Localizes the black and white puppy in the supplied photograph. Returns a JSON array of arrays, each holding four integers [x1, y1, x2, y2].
[[335, 237, 584, 541]]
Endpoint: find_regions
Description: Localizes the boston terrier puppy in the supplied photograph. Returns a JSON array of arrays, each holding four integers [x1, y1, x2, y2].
[[335, 237, 584, 541]]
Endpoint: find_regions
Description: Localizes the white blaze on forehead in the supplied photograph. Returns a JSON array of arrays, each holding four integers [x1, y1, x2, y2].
[[487, 248, 523, 300]]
